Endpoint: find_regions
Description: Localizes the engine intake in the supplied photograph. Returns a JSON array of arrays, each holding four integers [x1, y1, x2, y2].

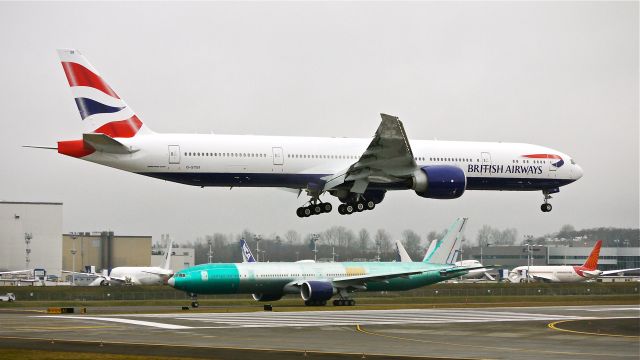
[[413, 165, 466, 199], [300, 281, 335, 301]]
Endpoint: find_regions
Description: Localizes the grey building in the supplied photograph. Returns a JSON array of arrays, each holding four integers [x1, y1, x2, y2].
[[0, 201, 63, 274], [464, 245, 639, 271]]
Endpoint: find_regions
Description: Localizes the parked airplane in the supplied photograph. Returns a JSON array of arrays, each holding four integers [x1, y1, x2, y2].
[[240, 239, 256, 263], [508, 240, 640, 283], [63, 239, 174, 286], [0, 269, 47, 285], [39, 49, 583, 218], [169, 218, 481, 307], [395, 218, 494, 280]]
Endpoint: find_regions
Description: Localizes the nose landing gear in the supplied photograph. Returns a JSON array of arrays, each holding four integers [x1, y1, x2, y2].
[[540, 189, 555, 212]]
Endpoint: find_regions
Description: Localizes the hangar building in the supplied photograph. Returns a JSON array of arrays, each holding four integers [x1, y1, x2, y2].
[[62, 232, 152, 272]]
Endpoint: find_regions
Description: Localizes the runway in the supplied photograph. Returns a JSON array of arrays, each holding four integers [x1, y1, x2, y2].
[[0, 305, 638, 359]]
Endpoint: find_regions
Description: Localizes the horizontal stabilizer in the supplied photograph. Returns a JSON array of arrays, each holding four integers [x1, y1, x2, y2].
[[83, 133, 137, 154], [23, 145, 57, 150]]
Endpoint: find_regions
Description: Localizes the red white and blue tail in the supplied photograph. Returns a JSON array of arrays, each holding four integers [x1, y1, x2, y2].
[[57, 49, 152, 138]]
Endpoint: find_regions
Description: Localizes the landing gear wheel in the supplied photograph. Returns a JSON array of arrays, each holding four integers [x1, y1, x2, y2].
[[191, 301, 199, 308], [345, 204, 354, 214], [313, 205, 323, 214], [348, 299, 355, 306], [338, 204, 346, 215], [323, 203, 332, 213], [540, 203, 552, 212], [365, 200, 375, 210], [303, 206, 312, 217], [355, 202, 365, 212], [296, 207, 305, 218]]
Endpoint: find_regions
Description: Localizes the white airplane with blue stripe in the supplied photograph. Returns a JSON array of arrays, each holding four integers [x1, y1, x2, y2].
[[44, 49, 584, 216]]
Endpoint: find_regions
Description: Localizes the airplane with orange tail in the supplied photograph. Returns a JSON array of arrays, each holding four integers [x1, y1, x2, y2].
[[507, 240, 640, 282]]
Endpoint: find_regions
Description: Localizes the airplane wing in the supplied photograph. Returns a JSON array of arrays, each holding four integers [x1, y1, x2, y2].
[[530, 273, 557, 282], [484, 272, 496, 281], [140, 270, 172, 277], [331, 269, 427, 288], [322, 114, 417, 193], [0, 269, 33, 275], [600, 268, 640, 276]]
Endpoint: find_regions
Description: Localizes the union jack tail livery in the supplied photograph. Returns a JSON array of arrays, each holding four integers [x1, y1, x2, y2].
[[582, 239, 602, 271], [57, 49, 151, 138]]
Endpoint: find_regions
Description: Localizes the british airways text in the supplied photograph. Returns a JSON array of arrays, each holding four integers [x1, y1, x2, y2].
[[467, 164, 543, 175]]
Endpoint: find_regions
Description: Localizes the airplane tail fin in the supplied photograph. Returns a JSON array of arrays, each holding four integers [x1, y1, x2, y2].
[[394, 240, 413, 262], [424, 217, 468, 264], [241, 239, 256, 263], [163, 238, 173, 270], [582, 240, 602, 271], [57, 49, 152, 139]]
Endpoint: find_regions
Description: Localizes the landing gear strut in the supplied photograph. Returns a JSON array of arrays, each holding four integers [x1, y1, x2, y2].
[[541, 190, 553, 212], [189, 293, 199, 308]]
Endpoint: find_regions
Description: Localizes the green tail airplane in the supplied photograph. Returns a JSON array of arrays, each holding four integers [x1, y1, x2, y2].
[[169, 218, 477, 307]]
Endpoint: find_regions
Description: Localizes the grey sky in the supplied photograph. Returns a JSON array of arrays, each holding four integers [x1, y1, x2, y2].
[[1, 2, 638, 246]]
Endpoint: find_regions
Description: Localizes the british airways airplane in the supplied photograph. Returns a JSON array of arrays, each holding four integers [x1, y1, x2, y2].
[[49, 49, 583, 217]]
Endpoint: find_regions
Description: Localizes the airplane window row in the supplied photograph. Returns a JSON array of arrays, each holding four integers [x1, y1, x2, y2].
[[287, 154, 358, 160], [429, 157, 473, 162], [184, 152, 268, 158]]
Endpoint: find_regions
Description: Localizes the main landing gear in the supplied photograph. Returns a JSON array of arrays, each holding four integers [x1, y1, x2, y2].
[[296, 201, 332, 218], [304, 299, 327, 306], [337, 199, 375, 215], [189, 293, 199, 308], [333, 299, 356, 306], [541, 189, 554, 213]]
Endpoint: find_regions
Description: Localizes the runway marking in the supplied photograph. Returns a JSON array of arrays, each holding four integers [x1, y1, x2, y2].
[[355, 324, 638, 358], [14, 325, 121, 331], [38, 316, 192, 329], [39, 308, 593, 329], [548, 319, 640, 339]]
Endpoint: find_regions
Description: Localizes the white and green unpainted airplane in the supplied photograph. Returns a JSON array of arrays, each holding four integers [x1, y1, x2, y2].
[[169, 218, 477, 307]]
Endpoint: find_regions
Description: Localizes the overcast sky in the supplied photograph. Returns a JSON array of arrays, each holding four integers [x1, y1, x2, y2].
[[0, 2, 637, 246]]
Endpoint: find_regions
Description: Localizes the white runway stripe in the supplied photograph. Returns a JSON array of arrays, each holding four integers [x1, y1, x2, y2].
[[39, 308, 594, 329]]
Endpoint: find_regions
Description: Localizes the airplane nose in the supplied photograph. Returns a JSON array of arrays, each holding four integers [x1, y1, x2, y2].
[[574, 165, 583, 180], [167, 277, 175, 287]]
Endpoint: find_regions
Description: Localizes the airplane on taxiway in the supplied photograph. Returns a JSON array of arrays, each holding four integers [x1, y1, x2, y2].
[[508, 240, 640, 283], [33, 49, 584, 217], [63, 239, 174, 286], [169, 218, 481, 308]]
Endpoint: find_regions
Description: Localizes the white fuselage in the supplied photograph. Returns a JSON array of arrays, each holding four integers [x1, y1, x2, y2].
[[108, 266, 172, 285], [508, 265, 593, 283], [79, 133, 583, 192]]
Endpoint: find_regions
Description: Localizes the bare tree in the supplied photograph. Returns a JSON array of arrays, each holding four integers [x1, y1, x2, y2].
[[374, 229, 392, 253], [358, 229, 371, 251], [401, 229, 422, 259], [284, 230, 301, 244]]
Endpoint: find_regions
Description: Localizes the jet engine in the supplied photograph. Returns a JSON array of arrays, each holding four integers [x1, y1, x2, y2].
[[412, 165, 466, 199], [300, 281, 336, 301], [252, 293, 283, 302]]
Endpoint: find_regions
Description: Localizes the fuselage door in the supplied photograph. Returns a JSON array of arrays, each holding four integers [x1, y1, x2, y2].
[[168, 145, 181, 164], [481, 152, 492, 174], [272, 147, 284, 166]]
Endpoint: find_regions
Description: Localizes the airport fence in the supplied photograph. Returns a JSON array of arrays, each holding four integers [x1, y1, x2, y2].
[[0, 282, 637, 302]]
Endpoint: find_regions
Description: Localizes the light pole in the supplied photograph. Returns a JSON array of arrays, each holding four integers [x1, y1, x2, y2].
[[480, 242, 492, 265], [71, 233, 77, 286], [311, 234, 319, 262], [254, 235, 262, 262], [207, 239, 213, 263]]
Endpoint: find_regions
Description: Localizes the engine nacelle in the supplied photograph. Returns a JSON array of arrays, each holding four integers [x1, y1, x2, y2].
[[252, 293, 283, 302], [412, 165, 466, 199], [300, 281, 336, 301]]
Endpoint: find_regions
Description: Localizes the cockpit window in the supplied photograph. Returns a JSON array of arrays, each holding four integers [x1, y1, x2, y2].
[[570, 159, 576, 165]]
